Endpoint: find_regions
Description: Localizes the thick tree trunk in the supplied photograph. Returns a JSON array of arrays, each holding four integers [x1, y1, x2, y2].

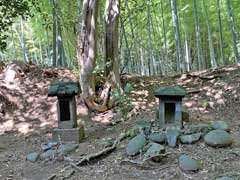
[[77, 0, 98, 100], [104, 0, 121, 88]]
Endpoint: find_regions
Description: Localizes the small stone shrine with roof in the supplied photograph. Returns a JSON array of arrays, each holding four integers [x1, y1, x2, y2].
[[48, 81, 84, 143], [154, 86, 186, 129]]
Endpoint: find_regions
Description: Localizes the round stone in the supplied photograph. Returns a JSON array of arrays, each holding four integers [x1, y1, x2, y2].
[[204, 130, 232, 147], [149, 132, 166, 143], [26, 152, 40, 162], [180, 133, 202, 144], [126, 134, 147, 156], [211, 121, 230, 131], [179, 154, 199, 172]]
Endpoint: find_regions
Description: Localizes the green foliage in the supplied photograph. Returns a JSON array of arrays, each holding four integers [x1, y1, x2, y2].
[[0, 0, 35, 50], [111, 83, 133, 117]]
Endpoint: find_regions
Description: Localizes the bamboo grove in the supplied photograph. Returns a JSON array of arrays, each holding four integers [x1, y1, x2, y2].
[[1, 0, 240, 76]]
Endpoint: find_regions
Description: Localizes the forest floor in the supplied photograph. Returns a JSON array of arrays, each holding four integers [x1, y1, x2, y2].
[[1, 62, 240, 180]]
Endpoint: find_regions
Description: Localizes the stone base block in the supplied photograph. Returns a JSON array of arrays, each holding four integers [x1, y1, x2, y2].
[[52, 126, 85, 144]]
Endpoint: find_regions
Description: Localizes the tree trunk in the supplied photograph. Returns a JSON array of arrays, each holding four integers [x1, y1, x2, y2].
[[193, 0, 203, 70], [52, 0, 57, 66], [20, 16, 27, 63], [169, 0, 182, 73], [77, 0, 98, 99], [226, 0, 239, 63], [146, 0, 157, 76], [217, 0, 225, 65], [104, 0, 121, 88], [203, 0, 217, 68]]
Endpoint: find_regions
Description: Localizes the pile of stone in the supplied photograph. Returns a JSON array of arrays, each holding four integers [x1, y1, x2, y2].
[[126, 120, 233, 174], [26, 142, 79, 162]]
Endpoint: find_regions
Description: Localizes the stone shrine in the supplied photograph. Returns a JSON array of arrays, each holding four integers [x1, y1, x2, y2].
[[48, 81, 84, 143], [154, 86, 186, 128]]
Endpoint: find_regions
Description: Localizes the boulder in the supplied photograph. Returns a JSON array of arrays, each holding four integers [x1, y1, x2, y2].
[[179, 154, 199, 172], [184, 123, 212, 135], [180, 133, 202, 144], [211, 121, 230, 131], [149, 132, 166, 144], [204, 130, 232, 147], [126, 134, 147, 156], [144, 143, 165, 159]]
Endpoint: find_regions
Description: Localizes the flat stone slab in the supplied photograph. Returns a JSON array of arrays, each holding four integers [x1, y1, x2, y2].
[[26, 152, 40, 162], [179, 154, 199, 172], [204, 130, 232, 147], [180, 133, 202, 144], [149, 132, 166, 143], [52, 127, 84, 144], [211, 121, 230, 131], [126, 134, 147, 156], [166, 127, 181, 147]]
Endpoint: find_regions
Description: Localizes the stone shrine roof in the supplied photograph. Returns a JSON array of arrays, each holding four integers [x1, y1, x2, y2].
[[48, 81, 80, 97], [154, 86, 186, 97]]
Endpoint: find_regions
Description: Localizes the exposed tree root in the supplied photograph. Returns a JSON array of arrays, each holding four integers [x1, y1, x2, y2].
[[70, 132, 127, 167], [187, 74, 224, 80]]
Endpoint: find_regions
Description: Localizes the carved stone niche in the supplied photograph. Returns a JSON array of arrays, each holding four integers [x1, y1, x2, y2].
[[154, 86, 186, 129], [48, 81, 84, 143]]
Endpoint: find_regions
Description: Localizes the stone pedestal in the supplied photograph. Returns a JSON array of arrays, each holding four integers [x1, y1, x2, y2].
[[52, 126, 85, 144]]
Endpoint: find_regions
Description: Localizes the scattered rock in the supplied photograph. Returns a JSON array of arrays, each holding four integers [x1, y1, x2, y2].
[[144, 143, 165, 160], [135, 120, 152, 134], [215, 177, 234, 180], [149, 132, 166, 143], [41, 141, 58, 152], [126, 134, 147, 156], [179, 154, 199, 172], [211, 121, 230, 131], [180, 133, 202, 144], [58, 144, 79, 155], [26, 152, 40, 162], [40, 149, 56, 160], [184, 123, 212, 135], [204, 130, 232, 147], [166, 127, 181, 147]]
